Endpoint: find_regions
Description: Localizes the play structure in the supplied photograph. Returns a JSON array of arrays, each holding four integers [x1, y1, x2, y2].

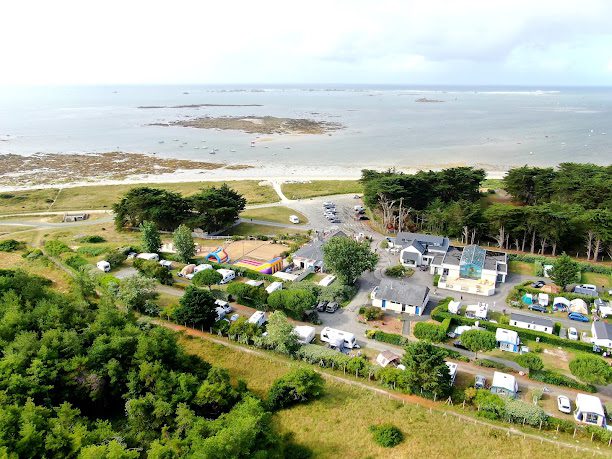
[[234, 257, 283, 274], [205, 247, 230, 264]]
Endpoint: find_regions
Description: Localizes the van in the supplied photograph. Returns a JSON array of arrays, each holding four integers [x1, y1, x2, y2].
[[265, 281, 283, 294], [96, 260, 111, 272], [217, 269, 235, 284], [215, 299, 233, 314], [215, 307, 227, 321], [354, 205, 365, 213], [289, 215, 300, 224], [248, 310, 266, 327], [137, 253, 159, 261], [320, 327, 359, 349]]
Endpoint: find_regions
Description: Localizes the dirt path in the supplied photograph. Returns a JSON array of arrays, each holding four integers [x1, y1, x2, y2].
[[153, 319, 609, 456]]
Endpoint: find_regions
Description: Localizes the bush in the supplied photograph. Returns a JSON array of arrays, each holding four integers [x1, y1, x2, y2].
[[569, 355, 612, 385], [44, 239, 71, 256], [384, 265, 413, 278], [267, 368, 324, 410], [77, 235, 106, 243], [475, 359, 511, 371], [319, 282, 357, 303], [362, 306, 383, 321], [0, 239, 24, 252], [227, 283, 269, 309], [380, 240, 389, 249], [503, 398, 548, 426], [106, 251, 127, 269], [22, 248, 43, 260], [515, 353, 544, 371], [366, 330, 409, 346], [529, 370, 596, 393], [77, 245, 108, 257], [64, 254, 89, 271], [369, 424, 403, 448], [433, 273, 440, 287], [133, 258, 173, 285], [413, 322, 445, 342]]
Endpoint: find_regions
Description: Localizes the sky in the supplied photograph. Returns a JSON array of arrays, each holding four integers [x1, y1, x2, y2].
[[2, 0, 612, 86]]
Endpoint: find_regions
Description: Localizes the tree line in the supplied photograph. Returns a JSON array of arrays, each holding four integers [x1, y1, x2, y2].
[[360, 164, 611, 261], [113, 184, 247, 233]]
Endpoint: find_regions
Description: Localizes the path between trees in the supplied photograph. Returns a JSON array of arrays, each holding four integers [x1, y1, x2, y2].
[[150, 319, 609, 456]]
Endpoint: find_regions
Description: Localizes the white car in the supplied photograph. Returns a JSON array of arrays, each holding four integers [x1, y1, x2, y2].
[[289, 215, 300, 224], [567, 327, 579, 341], [557, 395, 571, 414]]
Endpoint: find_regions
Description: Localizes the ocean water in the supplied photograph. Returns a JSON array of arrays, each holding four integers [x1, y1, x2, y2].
[[0, 85, 611, 172]]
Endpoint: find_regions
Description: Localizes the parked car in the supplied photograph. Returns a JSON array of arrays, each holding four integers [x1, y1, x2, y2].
[[316, 301, 328, 312], [557, 395, 572, 414], [567, 327, 579, 341], [568, 312, 590, 322], [326, 302, 339, 313], [330, 218, 341, 223], [528, 304, 548, 313], [289, 215, 300, 224], [531, 280, 545, 288], [453, 340, 468, 350], [474, 375, 486, 389]]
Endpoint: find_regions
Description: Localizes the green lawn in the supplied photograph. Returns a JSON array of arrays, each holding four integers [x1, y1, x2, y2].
[[281, 180, 362, 199], [180, 335, 587, 459], [480, 178, 505, 190], [224, 222, 307, 237], [508, 260, 535, 276], [581, 271, 611, 289], [241, 206, 308, 225], [0, 180, 278, 214]]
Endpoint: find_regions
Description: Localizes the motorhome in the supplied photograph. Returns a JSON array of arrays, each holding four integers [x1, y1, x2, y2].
[[320, 327, 359, 349], [137, 253, 159, 261], [446, 362, 458, 385], [289, 215, 300, 224], [293, 326, 316, 344], [217, 269, 236, 284], [215, 299, 233, 314], [96, 261, 111, 272], [248, 310, 267, 327], [265, 281, 283, 294]]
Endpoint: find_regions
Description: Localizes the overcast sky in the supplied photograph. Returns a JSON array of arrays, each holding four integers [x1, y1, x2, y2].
[[2, 0, 612, 86]]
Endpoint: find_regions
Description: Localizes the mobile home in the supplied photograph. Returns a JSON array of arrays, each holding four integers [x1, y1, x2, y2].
[[320, 327, 359, 349], [217, 269, 236, 284], [293, 326, 316, 344], [248, 311, 267, 327]]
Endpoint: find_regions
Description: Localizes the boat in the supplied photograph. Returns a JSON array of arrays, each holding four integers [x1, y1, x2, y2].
[[250, 141, 255, 147], [158, 140, 165, 144], [194, 146, 199, 149], [230, 149, 236, 152]]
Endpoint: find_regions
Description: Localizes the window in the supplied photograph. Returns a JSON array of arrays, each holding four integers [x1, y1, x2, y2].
[[459, 245, 486, 280], [585, 412, 600, 424]]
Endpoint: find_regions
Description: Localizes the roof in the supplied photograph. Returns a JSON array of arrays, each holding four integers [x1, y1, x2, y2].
[[434, 245, 507, 273], [293, 231, 348, 262], [575, 394, 604, 416], [445, 361, 458, 375], [376, 350, 401, 367], [374, 279, 430, 306], [510, 313, 554, 329], [394, 232, 450, 252], [495, 328, 519, 345], [593, 321, 612, 340], [492, 372, 517, 392]]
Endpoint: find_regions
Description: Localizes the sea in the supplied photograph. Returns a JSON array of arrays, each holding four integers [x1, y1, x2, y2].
[[0, 85, 611, 173]]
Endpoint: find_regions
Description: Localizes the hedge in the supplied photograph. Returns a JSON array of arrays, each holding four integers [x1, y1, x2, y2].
[[413, 322, 445, 342], [508, 253, 612, 275], [529, 370, 596, 393], [365, 330, 409, 347]]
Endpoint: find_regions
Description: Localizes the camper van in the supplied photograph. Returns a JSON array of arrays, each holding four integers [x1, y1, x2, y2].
[[265, 281, 283, 294], [96, 261, 111, 273], [289, 215, 300, 224], [293, 326, 316, 344], [137, 253, 159, 261], [248, 311, 267, 327], [320, 327, 359, 349], [216, 269, 236, 284], [215, 299, 233, 314]]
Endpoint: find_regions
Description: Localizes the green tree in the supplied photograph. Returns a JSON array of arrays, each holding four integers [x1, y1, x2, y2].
[[133, 258, 173, 285], [400, 341, 451, 398], [189, 184, 247, 233], [549, 252, 579, 289], [172, 224, 195, 263], [322, 237, 378, 284], [192, 269, 223, 290], [369, 424, 403, 448], [459, 329, 496, 359], [140, 221, 162, 253], [267, 289, 316, 320], [267, 367, 324, 410], [116, 274, 158, 311], [515, 352, 544, 371], [106, 250, 127, 269], [569, 355, 612, 385], [113, 187, 190, 231], [173, 286, 217, 328], [262, 311, 300, 355]]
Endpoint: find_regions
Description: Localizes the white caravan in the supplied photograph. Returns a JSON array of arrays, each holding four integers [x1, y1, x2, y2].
[[217, 269, 236, 284], [293, 326, 316, 344], [320, 327, 359, 349], [248, 310, 267, 327]]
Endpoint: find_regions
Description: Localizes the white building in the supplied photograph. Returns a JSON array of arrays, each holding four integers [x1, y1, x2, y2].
[[574, 394, 606, 427], [495, 328, 520, 353], [430, 245, 508, 296], [391, 232, 450, 268], [509, 313, 554, 335], [591, 321, 612, 350], [490, 371, 518, 398], [370, 279, 430, 316]]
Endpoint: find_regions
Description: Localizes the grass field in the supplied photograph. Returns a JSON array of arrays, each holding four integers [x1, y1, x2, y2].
[[0, 251, 73, 292], [179, 335, 587, 459], [0, 180, 279, 215], [281, 180, 362, 200], [241, 206, 308, 225], [508, 260, 535, 276], [581, 271, 611, 288], [224, 222, 307, 237], [481, 178, 505, 190]]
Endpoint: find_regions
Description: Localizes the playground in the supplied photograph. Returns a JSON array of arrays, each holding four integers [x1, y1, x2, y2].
[[196, 239, 288, 274]]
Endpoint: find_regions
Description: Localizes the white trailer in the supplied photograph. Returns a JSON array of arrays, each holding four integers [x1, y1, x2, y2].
[[248, 310, 267, 327], [96, 260, 111, 272], [217, 269, 236, 284], [293, 326, 316, 344], [320, 327, 359, 349], [137, 253, 159, 261], [265, 281, 283, 294]]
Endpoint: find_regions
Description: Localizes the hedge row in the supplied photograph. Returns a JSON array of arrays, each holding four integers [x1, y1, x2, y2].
[[365, 330, 409, 346], [508, 253, 612, 275], [431, 305, 596, 353], [529, 369, 596, 393]]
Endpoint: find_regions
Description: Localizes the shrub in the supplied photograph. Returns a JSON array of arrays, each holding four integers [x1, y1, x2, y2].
[[475, 359, 511, 371], [44, 239, 71, 256], [133, 258, 173, 285], [380, 240, 389, 249], [369, 424, 403, 448], [503, 398, 547, 426], [227, 283, 269, 309], [433, 273, 440, 287], [0, 239, 24, 252], [77, 245, 109, 257], [366, 330, 409, 346], [529, 369, 596, 393], [319, 282, 357, 303], [413, 322, 445, 342], [385, 265, 409, 277], [106, 251, 127, 269], [474, 390, 505, 417], [515, 353, 544, 371], [64, 254, 89, 271], [22, 248, 43, 260], [569, 355, 612, 385], [362, 306, 383, 321], [77, 235, 106, 243], [267, 368, 324, 410]]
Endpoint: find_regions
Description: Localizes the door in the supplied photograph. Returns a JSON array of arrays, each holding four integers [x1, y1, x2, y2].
[[381, 300, 386, 309]]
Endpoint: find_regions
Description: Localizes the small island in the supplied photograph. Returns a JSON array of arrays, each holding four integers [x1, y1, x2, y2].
[[415, 97, 444, 103], [138, 103, 263, 109], [151, 116, 344, 135]]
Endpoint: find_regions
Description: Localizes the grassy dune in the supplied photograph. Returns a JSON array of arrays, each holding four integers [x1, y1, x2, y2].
[[281, 180, 362, 199], [241, 206, 308, 224]]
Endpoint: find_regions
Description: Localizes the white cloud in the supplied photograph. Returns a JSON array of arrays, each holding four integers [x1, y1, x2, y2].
[[0, 0, 611, 84]]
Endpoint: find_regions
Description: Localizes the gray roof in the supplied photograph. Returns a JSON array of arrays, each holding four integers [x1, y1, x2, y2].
[[510, 313, 554, 328], [394, 232, 449, 252], [375, 279, 430, 306], [593, 321, 612, 340], [293, 230, 348, 262], [402, 251, 421, 264], [433, 245, 507, 272]]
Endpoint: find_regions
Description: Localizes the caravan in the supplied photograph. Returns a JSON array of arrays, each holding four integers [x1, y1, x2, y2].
[[293, 326, 316, 344], [248, 311, 267, 327], [217, 269, 236, 284], [320, 327, 359, 349]]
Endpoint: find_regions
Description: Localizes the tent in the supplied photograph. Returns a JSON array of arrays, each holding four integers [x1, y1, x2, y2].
[[541, 284, 561, 294], [553, 297, 570, 311], [538, 293, 549, 306], [569, 298, 588, 314], [521, 293, 533, 305], [376, 350, 401, 368], [448, 300, 461, 314]]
